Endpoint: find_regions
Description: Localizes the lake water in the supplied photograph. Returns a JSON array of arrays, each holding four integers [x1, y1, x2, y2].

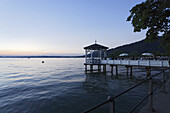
[[0, 58, 164, 113]]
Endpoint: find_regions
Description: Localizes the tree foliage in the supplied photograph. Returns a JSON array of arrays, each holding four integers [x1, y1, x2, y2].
[[127, 0, 170, 55]]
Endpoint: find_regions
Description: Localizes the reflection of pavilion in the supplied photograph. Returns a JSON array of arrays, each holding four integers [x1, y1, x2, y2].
[[84, 41, 108, 72]]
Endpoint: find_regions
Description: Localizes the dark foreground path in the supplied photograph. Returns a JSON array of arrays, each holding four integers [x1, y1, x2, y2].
[[139, 79, 170, 113]]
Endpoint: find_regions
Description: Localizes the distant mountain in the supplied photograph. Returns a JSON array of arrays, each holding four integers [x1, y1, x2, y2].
[[108, 39, 165, 57]]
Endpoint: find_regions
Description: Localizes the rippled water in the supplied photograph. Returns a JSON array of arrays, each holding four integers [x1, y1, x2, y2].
[[0, 58, 163, 113]]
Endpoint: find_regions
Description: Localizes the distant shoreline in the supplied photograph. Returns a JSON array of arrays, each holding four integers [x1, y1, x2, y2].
[[0, 56, 84, 58]]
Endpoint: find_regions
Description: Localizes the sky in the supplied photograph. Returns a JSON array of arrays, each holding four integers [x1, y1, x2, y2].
[[0, 0, 146, 56]]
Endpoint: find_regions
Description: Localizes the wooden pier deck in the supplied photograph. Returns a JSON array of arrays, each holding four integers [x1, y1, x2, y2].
[[85, 60, 169, 75]]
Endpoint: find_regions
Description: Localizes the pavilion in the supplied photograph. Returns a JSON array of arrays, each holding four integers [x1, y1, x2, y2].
[[84, 41, 108, 72]]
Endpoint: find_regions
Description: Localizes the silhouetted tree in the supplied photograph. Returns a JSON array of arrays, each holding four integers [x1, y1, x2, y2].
[[127, 0, 170, 55]]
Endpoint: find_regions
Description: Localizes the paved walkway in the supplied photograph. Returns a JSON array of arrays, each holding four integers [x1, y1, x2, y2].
[[139, 79, 170, 113]]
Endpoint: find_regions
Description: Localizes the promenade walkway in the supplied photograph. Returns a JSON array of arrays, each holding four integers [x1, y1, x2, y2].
[[139, 79, 170, 113]]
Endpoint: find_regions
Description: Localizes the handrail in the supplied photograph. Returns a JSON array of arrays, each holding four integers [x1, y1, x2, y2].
[[128, 86, 159, 113], [83, 69, 168, 113], [83, 99, 110, 113]]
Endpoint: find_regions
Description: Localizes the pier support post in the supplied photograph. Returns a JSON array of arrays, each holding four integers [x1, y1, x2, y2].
[[85, 65, 87, 71], [90, 65, 93, 72], [98, 65, 101, 72], [103, 65, 106, 72], [130, 66, 133, 78], [110, 65, 113, 74], [126, 66, 129, 77], [115, 65, 118, 75]]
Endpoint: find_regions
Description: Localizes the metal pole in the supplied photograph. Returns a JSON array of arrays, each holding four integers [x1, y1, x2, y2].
[[163, 70, 166, 93], [108, 96, 115, 113], [149, 77, 154, 112]]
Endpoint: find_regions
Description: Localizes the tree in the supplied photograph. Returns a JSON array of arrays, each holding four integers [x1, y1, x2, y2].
[[127, 0, 170, 55]]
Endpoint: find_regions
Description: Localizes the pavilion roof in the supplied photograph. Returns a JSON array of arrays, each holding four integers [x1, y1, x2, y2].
[[84, 43, 108, 50]]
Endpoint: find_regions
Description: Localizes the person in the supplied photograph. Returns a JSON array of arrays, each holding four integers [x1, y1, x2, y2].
[[169, 58, 170, 66]]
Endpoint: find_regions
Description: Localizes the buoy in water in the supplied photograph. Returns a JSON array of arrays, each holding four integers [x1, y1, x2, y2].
[[42, 61, 44, 63]]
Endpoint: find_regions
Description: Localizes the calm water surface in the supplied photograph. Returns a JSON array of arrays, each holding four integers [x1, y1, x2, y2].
[[0, 58, 162, 113]]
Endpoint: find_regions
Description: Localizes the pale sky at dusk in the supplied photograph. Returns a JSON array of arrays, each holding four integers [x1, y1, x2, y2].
[[0, 0, 146, 56]]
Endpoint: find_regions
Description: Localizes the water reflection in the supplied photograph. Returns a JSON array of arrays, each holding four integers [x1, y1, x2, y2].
[[83, 72, 110, 93]]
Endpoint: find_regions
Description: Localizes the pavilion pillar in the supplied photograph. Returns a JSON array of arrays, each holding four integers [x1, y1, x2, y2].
[[85, 50, 87, 63], [100, 49, 102, 60], [105, 50, 108, 59], [91, 49, 93, 64], [104, 50, 107, 59]]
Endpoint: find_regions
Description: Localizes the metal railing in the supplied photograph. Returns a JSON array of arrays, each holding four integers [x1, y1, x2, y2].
[[101, 60, 169, 68], [83, 69, 168, 113]]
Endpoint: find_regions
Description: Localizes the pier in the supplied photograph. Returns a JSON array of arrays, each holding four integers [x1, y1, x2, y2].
[[83, 42, 170, 113], [84, 42, 170, 76]]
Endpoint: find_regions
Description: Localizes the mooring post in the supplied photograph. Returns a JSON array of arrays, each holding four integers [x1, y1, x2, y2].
[[108, 96, 115, 113], [149, 77, 154, 112]]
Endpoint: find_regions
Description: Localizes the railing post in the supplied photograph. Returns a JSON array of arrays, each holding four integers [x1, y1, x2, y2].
[[162, 70, 166, 93], [108, 96, 115, 113], [148, 77, 154, 112], [161, 61, 163, 67]]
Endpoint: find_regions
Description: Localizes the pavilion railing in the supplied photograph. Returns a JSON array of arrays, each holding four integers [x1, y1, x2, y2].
[[86, 59, 101, 64], [83, 69, 169, 113]]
